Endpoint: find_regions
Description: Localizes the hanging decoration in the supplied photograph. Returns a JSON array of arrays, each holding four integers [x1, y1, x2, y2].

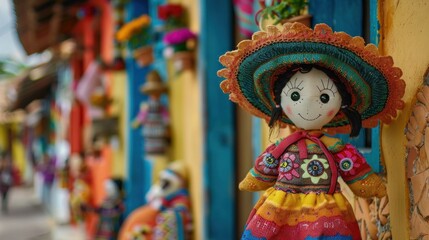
[[75, 61, 112, 120], [132, 70, 170, 156], [157, 4, 186, 31], [116, 15, 153, 67], [163, 28, 197, 72], [157, 3, 196, 72], [68, 153, 90, 223], [111, 0, 128, 70], [233, 0, 260, 38], [93, 178, 125, 240]]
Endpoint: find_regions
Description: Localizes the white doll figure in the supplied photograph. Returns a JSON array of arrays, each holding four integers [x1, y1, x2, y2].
[[146, 162, 192, 240]]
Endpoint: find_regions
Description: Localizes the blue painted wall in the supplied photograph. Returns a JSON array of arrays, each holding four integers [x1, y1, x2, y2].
[[200, 0, 236, 239], [310, 0, 381, 172], [124, 0, 153, 216]]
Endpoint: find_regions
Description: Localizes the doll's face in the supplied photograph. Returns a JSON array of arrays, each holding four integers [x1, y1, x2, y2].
[[149, 170, 183, 200], [105, 179, 119, 199], [280, 68, 342, 130], [158, 170, 183, 197]]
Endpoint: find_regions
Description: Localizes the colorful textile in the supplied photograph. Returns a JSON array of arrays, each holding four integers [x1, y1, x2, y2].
[[217, 23, 405, 134], [240, 132, 385, 239], [154, 189, 192, 240], [135, 99, 170, 154], [70, 179, 90, 222], [234, 0, 259, 38], [154, 210, 179, 239], [95, 199, 124, 240], [40, 157, 56, 186], [86, 147, 112, 238], [75, 61, 105, 119]]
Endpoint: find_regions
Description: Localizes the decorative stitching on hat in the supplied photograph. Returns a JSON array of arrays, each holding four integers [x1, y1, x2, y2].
[[218, 23, 405, 134]]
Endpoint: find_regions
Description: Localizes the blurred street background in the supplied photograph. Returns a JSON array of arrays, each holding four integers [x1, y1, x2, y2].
[[0, 187, 85, 240]]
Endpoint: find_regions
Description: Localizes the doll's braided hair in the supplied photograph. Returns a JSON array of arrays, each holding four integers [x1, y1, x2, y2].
[[269, 64, 362, 137]]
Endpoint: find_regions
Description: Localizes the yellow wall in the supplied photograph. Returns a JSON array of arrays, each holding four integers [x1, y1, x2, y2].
[[0, 124, 26, 178], [0, 125, 6, 151], [12, 133, 26, 178], [110, 71, 127, 178], [169, 70, 203, 240], [167, 0, 202, 239], [379, 0, 429, 239]]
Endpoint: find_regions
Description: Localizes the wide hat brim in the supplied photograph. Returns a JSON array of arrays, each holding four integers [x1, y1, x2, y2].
[[141, 70, 168, 95], [140, 84, 168, 95], [217, 23, 405, 133]]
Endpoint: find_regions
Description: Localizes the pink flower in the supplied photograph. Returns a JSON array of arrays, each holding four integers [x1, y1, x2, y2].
[[258, 153, 279, 175], [163, 28, 196, 45], [278, 153, 300, 181]]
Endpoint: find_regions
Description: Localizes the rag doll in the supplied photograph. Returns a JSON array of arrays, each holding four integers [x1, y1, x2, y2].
[[132, 70, 170, 155], [119, 162, 192, 240], [218, 23, 406, 239], [93, 178, 124, 240], [146, 162, 192, 240]]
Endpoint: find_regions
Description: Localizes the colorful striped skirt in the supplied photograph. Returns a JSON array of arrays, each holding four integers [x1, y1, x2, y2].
[[241, 188, 361, 240]]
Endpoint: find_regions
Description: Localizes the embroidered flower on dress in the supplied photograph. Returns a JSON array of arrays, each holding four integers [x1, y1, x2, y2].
[[258, 153, 279, 175], [340, 158, 353, 171], [301, 155, 329, 184], [336, 146, 361, 176], [278, 153, 300, 181]]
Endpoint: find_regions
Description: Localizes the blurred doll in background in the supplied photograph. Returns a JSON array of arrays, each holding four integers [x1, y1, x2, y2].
[[93, 178, 124, 240], [69, 153, 90, 223], [0, 152, 13, 213], [119, 162, 192, 240], [146, 162, 192, 240]]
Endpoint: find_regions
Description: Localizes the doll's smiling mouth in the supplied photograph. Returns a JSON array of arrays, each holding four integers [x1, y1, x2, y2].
[[298, 113, 322, 121]]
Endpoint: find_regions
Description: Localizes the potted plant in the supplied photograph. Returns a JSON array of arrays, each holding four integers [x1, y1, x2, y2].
[[116, 14, 153, 67], [157, 3, 186, 31], [163, 28, 197, 72], [257, 0, 311, 30]]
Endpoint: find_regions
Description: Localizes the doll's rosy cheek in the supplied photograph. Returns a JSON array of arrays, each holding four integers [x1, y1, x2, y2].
[[285, 106, 292, 115], [327, 109, 336, 117]]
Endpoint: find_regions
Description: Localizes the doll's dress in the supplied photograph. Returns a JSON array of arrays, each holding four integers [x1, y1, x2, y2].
[[154, 189, 193, 240], [135, 99, 170, 154], [240, 131, 386, 240], [94, 197, 123, 240]]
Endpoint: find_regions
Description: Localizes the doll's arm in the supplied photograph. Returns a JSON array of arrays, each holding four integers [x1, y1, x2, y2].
[[239, 144, 278, 192], [132, 105, 149, 128], [334, 144, 386, 198]]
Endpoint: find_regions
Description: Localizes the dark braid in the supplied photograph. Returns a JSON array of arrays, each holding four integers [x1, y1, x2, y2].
[[268, 69, 299, 128], [328, 76, 362, 137]]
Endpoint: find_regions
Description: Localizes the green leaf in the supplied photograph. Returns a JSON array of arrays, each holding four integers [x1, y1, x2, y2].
[[259, 0, 308, 23]]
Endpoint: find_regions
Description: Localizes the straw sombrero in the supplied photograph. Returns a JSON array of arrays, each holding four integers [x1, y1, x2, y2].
[[140, 70, 168, 95], [217, 23, 405, 133]]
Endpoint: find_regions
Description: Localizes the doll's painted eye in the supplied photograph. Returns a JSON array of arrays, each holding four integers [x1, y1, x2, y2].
[[291, 92, 300, 101], [161, 179, 171, 190], [320, 93, 330, 103]]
